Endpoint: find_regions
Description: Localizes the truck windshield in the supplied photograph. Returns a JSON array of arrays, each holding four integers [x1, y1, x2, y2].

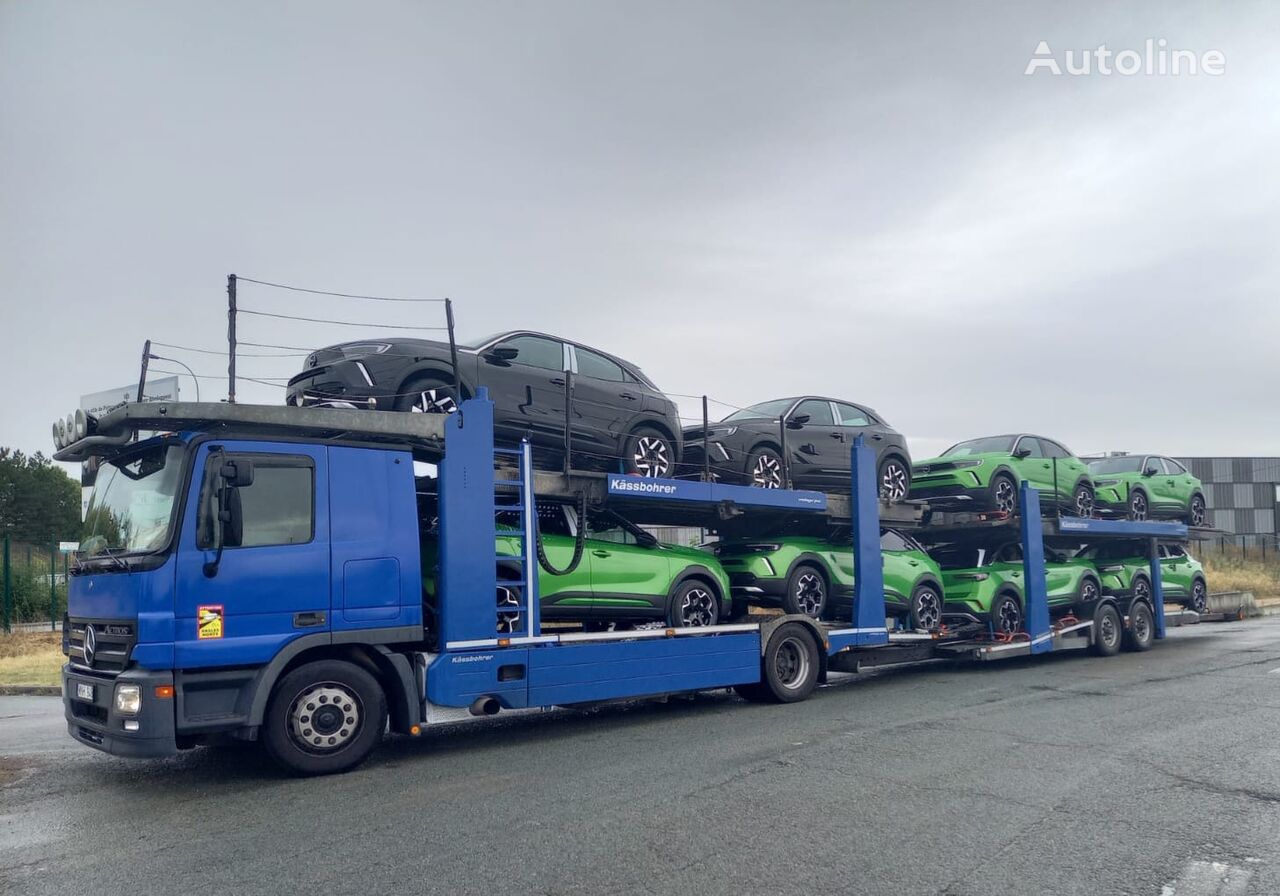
[[81, 444, 185, 558]]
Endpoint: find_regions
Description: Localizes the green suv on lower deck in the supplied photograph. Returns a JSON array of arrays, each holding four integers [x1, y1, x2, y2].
[[1086, 455, 1207, 525], [1077, 541, 1208, 614], [929, 541, 1102, 635], [711, 528, 946, 630], [910, 433, 1095, 517], [423, 503, 732, 629]]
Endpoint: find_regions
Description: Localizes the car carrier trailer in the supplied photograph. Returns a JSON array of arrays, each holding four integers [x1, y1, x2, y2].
[[52, 392, 1199, 775]]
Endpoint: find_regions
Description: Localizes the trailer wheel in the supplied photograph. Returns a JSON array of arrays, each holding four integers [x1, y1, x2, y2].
[[758, 623, 821, 703], [1091, 604, 1122, 657], [1124, 601, 1154, 652], [262, 659, 387, 776]]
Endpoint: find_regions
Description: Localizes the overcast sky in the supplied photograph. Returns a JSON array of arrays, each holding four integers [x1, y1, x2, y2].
[[2, 1, 1276, 464]]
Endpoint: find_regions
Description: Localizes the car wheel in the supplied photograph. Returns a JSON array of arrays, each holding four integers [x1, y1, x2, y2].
[[758, 623, 821, 703], [625, 426, 674, 478], [909, 584, 942, 632], [1131, 575, 1152, 608], [1189, 578, 1208, 615], [1188, 493, 1207, 528], [747, 446, 785, 489], [395, 375, 460, 414], [990, 473, 1018, 515], [782, 564, 827, 619], [1091, 603, 1122, 657], [262, 660, 387, 776], [1128, 489, 1148, 521], [878, 456, 911, 504], [668, 580, 720, 628], [990, 591, 1022, 635], [1073, 482, 1094, 518], [1124, 600, 1154, 652], [1076, 575, 1100, 609]]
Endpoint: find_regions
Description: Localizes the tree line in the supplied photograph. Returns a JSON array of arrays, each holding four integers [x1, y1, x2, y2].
[[0, 448, 81, 543]]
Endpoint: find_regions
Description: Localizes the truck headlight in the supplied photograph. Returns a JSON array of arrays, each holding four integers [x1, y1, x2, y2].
[[114, 684, 142, 716]]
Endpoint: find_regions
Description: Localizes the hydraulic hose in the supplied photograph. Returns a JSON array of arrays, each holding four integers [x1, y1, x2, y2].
[[536, 491, 587, 576]]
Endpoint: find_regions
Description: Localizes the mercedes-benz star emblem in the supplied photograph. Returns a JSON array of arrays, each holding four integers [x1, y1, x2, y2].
[[83, 624, 97, 667]]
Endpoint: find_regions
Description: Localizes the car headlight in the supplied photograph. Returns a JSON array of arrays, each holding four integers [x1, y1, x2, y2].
[[114, 684, 142, 716], [952, 459, 984, 468], [1095, 478, 1119, 486], [340, 342, 392, 359]]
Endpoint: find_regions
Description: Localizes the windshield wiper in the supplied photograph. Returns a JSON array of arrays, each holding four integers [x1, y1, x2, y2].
[[76, 548, 131, 572]]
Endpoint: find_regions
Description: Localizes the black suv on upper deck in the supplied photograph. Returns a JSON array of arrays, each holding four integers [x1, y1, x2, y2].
[[285, 331, 683, 477]]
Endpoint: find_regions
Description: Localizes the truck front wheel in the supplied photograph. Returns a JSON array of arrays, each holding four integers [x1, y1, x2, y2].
[[263, 659, 388, 776]]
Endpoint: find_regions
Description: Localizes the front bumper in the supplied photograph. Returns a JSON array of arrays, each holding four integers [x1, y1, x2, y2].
[[286, 361, 385, 409], [63, 664, 178, 758], [910, 482, 986, 506]]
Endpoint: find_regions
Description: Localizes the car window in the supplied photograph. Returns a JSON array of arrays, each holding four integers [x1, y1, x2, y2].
[[1015, 437, 1044, 458], [993, 542, 1023, 563], [198, 456, 314, 549], [1163, 457, 1188, 474], [586, 514, 638, 546], [497, 335, 564, 371], [880, 529, 909, 551], [793, 399, 835, 426], [1038, 439, 1070, 459], [1166, 544, 1186, 559], [575, 347, 627, 383], [835, 403, 871, 427]]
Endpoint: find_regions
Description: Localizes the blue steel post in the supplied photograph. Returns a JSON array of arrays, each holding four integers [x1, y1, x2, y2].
[[846, 436, 888, 644], [1017, 482, 1053, 654], [1148, 537, 1166, 639], [520, 439, 539, 639], [437, 391, 499, 647]]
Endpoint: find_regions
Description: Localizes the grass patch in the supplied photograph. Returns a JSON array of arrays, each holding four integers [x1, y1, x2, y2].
[[1201, 552, 1280, 599], [0, 631, 63, 687]]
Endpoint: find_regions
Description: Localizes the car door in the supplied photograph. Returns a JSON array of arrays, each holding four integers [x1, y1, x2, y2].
[[1010, 436, 1052, 495], [786, 398, 843, 486], [1159, 544, 1190, 596], [1038, 438, 1079, 504], [832, 402, 878, 473], [476, 334, 571, 446], [879, 528, 922, 606], [174, 441, 329, 669], [1154, 457, 1187, 513], [1161, 457, 1197, 510], [568, 346, 637, 464], [584, 514, 670, 615]]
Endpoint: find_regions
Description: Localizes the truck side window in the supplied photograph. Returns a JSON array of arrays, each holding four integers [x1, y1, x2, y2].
[[198, 455, 315, 549]]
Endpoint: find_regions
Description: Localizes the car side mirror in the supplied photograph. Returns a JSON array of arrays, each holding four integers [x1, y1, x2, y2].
[[1013, 448, 1032, 459], [786, 414, 810, 429], [1143, 467, 1159, 477], [484, 345, 520, 365], [635, 531, 658, 548]]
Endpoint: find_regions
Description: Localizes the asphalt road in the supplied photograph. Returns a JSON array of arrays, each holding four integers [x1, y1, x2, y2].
[[4, 618, 1280, 896]]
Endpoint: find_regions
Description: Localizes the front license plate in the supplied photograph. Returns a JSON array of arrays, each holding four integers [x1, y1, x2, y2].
[[76, 682, 94, 701]]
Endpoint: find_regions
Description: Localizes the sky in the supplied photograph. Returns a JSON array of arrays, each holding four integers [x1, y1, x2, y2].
[[1, 1, 1277, 465]]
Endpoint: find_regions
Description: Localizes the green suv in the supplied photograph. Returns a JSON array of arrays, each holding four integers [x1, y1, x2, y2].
[[1087, 455, 1207, 525], [1078, 541, 1208, 614], [423, 503, 732, 629], [712, 528, 946, 630], [911, 434, 1094, 517], [930, 541, 1102, 635]]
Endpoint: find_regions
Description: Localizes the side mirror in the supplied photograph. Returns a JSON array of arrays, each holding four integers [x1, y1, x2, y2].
[[1013, 448, 1032, 459], [221, 459, 254, 488], [1143, 466, 1159, 477], [484, 345, 520, 365], [635, 531, 658, 548], [786, 414, 810, 429]]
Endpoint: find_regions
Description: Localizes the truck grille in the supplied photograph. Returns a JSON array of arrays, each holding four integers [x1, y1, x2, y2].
[[67, 619, 136, 677]]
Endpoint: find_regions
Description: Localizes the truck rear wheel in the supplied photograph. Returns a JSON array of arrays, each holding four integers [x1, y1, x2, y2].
[[262, 659, 387, 776], [1124, 601, 1154, 652], [758, 623, 821, 703], [1091, 604, 1122, 657]]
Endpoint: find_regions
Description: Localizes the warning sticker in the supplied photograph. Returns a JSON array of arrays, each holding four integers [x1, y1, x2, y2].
[[197, 605, 224, 640]]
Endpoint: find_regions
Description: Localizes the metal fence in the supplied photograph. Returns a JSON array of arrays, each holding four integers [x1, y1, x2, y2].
[[0, 535, 69, 633]]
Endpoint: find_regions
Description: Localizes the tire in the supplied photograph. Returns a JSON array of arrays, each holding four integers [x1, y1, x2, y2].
[[1131, 575, 1152, 609], [1128, 489, 1149, 522], [1076, 575, 1101, 609], [990, 591, 1022, 635], [782, 564, 827, 619], [746, 445, 785, 489], [1072, 482, 1094, 518], [758, 623, 821, 703], [667, 579, 720, 628], [1188, 493, 1207, 528], [909, 583, 943, 632], [878, 456, 911, 504], [262, 659, 388, 776], [1091, 603, 1122, 657], [625, 426, 675, 478], [1125, 600, 1154, 652], [989, 473, 1018, 515], [395, 375, 460, 414], [1188, 577, 1208, 615]]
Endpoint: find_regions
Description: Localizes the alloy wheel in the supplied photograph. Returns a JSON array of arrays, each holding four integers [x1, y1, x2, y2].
[[1075, 486, 1094, 518], [913, 588, 941, 631], [1133, 578, 1151, 603], [1189, 496, 1206, 527], [1130, 492, 1148, 521], [1080, 579, 1099, 603], [994, 478, 1017, 514], [752, 454, 783, 489], [996, 598, 1021, 635], [411, 389, 458, 415], [288, 683, 362, 754], [1191, 580, 1207, 614], [680, 587, 717, 627], [793, 573, 825, 617], [632, 437, 671, 478], [880, 461, 909, 503]]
